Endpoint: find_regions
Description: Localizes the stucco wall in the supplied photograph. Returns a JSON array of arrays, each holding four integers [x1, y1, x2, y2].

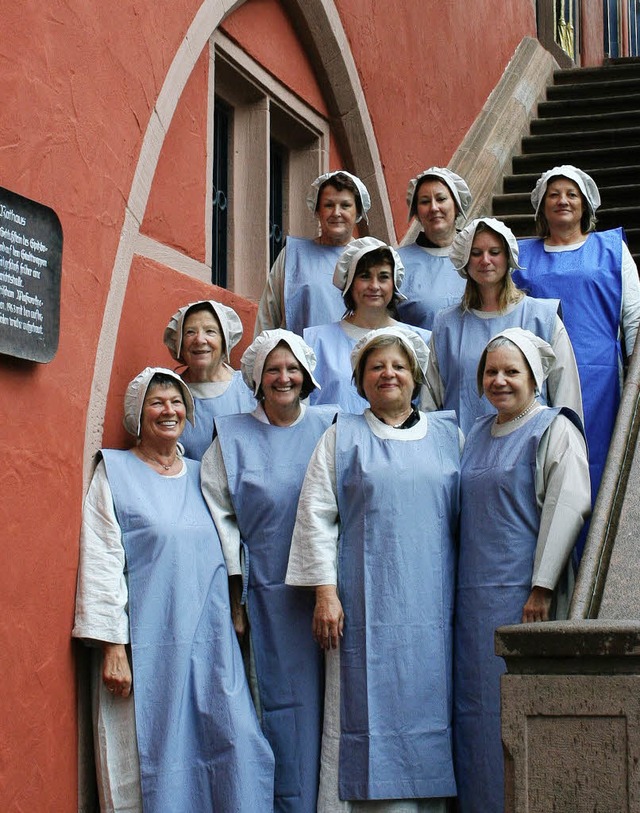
[[0, 0, 544, 808]]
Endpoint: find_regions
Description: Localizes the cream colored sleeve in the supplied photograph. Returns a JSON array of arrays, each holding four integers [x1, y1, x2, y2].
[[621, 242, 640, 357], [546, 315, 584, 421], [531, 415, 591, 590], [254, 247, 287, 335], [200, 439, 242, 576], [72, 461, 130, 644], [285, 425, 339, 587], [423, 333, 444, 411]]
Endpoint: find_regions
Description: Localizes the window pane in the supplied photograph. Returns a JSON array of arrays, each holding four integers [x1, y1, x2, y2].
[[269, 140, 286, 267], [212, 98, 230, 288]]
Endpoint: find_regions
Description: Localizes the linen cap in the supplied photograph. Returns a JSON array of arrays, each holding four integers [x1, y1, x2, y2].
[[123, 366, 195, 437], [406, 166, 472, 224], [163, 300, 243, 363], [449, 217, 522, 277], [476, 328, 556, 397], [333, 237, 406, 300], [241, 329, 321, 396], [306, 170, 371, 223], [350, 326, 429, 384], [531, 165, 601, 216]]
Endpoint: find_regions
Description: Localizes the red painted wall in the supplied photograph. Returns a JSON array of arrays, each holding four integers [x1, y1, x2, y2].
[[2, 0, 600, 809]]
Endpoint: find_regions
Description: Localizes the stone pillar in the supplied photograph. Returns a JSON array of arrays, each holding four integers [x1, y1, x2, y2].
[[496, 620, 640, 812]]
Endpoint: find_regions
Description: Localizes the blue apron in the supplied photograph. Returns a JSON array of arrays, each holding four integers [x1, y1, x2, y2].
[[514, 230, 623, 516], [283, 237, 346, 335], [334, 412, 459, 801], [397, 241, 466, 330], [304, 321, 431, 414], [179, 371, 256, 461], [102, 450, 274, 813], [216, 407, 336, 813], [455, 408, 582, 813], [432, 296, 559, 435]]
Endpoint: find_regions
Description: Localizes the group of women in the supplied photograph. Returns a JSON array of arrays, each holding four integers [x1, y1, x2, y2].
[[73, 164, 637, 812]]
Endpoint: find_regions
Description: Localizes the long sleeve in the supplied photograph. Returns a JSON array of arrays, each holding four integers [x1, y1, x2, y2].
[[72, 461, 130, 644], [546, 315, 584, 421], [531, 415, 591, 590], [254, 247, 287, 335], [285, 425, 340, 587], [423, 333, 444, 411], [200, 439, 242, 575], [621, 241, 640, 357]]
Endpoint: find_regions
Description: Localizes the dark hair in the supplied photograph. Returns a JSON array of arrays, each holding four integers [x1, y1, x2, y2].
[[353, 335, 422, 401], [461, 224, 524, 313], [342, 248, 400, 318], [316, 172, 364, 218], [146, 373, 186, 403], [257, 340, 315, 401], [535, 176, 596, 238]]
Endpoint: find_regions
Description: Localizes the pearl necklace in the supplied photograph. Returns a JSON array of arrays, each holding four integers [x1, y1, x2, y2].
[[498, 399, 537, 425]]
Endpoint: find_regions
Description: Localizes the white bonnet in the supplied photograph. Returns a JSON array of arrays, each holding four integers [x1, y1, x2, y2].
[[406, 166, 472, 225], [241, 329, 321, 396], [123, 366, 195, 437], [306, 170, 371, 224], [476, 328, 556, 396], [449, 217, 522, 277], [531, 165, 601, 216], [350, 326, 429, 384], [333, 237, 406, 300], [163, 300, 243, 363]]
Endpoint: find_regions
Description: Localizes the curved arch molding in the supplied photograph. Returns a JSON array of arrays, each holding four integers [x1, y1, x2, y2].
[[82, 0, 394, 486]]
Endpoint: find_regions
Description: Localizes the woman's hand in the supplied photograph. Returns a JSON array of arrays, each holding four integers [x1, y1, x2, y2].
[[228, 576, 248, 641], [522, 586, 553, 623], [102, 643, 133, 697], [313, 585, 344, 650]]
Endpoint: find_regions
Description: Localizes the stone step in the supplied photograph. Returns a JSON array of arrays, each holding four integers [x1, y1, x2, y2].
[[521, 125, 640, 155], [538, 93, 640, 118], [531, 109, 640, 134], [547, 76, 640, 100], [553, 62, 640, 85], [512, 145, 640, 174]]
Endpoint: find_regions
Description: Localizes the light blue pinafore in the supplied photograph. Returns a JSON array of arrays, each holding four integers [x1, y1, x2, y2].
[[432, 297, 559, 435], [397, 242, 466, 330], [179, 370, 256, 460], [216, 406, 336, 813], [102, 450, 274, 813], [334, 412, 459, 801], [283, 237, 346, 335]]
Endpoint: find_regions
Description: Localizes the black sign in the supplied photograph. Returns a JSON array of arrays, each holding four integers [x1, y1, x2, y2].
[[0, 186, 62, 363]]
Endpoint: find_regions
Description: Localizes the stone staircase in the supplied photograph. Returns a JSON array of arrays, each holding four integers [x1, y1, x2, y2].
[[492, 58, 640, 266]]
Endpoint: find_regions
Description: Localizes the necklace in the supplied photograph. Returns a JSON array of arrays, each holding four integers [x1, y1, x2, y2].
[[498, 399, 537, 425], [137, 447, 177, 470]]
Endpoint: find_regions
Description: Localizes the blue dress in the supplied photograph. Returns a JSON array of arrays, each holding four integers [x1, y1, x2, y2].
[[514, 230, 623, 515], [101, 450, 274, 813], [334, 412, 459, 801], [216, 407, 337, 813]]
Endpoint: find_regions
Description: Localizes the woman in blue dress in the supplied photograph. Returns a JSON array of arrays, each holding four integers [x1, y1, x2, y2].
[[201, 329, 336, 813], [512, 164, 640, 537], [397, 166, 472, 331], [454, 328, 590, 813], [287, 327, 460, 812], [304, 236, 430, 413], [425, 217, 582, 435], [163, 299, 255, 459], [73, 367, 273, 813]]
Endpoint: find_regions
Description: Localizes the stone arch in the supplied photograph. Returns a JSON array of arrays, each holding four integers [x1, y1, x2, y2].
[[83, 0, 393, 484]]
